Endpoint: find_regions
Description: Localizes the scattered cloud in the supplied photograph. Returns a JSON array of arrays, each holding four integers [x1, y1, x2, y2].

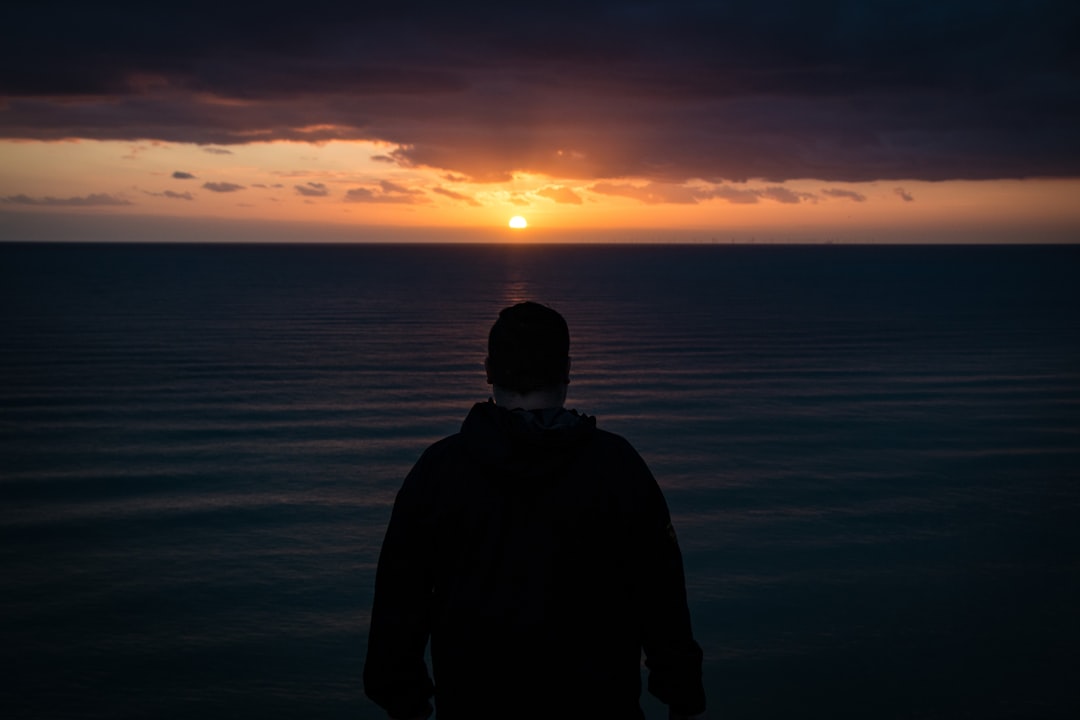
[[343, 188, 400, 203], [144, 190, 194, 200], [172, 171, 196, 180], [822, 188, 867, 202], [1, 192, 132, 206], [202, 181, 245, 193], [708, 186, 764, 204], [536, 186, 583, 205], [344, 185, 429, 204], [203, 147, 233, 155], [590, 181, 820, 205], [294, 182, 330, 197], [589, 182, 702, 205], [371, 155, 396, 164], [432, 186, 481, 206], [379, 179, 423, 196], [894, 187, 915, 202], [760, 186, 816, 204]]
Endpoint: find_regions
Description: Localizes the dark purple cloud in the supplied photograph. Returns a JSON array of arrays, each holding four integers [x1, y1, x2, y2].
[[895, 187, 915, 202], [145, 189, 194, 200], [590, 181, 821, 205], [760, 187, 816, 205], [1, 192, 131, 206], [431, 187, 481, 206], [2, 1, 1077, 182], [709, 186, 764, 205], [822, 188, 867, 202], [378, 180, 423, 196], [294, 182, 329, 197], [345, 185, 428, 204], [203, 182, 244, 193]]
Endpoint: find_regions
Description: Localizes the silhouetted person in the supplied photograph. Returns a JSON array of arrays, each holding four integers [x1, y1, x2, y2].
[[364, 301, 706, 720]]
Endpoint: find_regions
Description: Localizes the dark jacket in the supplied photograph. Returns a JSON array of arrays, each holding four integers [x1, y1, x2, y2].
[[364, 400, 705, 720]]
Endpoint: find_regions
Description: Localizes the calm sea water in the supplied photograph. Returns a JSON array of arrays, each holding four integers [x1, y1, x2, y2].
[[2, 242, 1079, 719]]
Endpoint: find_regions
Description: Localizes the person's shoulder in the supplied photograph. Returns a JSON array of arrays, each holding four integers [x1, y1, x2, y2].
[[589, 426, 645, 456], [399, 431, 469, 496], [580, 426, 652, 473], [415, 431, 468, 465]]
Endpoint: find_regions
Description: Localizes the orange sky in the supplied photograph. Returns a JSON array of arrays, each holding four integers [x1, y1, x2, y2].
[[2, 139, 1079, 243]]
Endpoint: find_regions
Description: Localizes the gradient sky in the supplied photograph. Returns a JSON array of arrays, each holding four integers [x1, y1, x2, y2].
[[2, 0, 1078, 242]]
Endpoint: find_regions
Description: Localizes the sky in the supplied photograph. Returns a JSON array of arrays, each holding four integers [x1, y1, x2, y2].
[[1, 0, 1078, 242]]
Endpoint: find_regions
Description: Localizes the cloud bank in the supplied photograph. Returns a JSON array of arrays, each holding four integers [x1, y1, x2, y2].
[[345, 181, 429, 204], [202, 182, 245, 193], [2, 192, 131, 206], [432, 187, 481, 206], [2, 2, 1077, 183], [295, 182, 330, 197]]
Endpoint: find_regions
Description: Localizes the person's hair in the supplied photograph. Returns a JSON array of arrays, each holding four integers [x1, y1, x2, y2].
[[486, 301, 570, 393]]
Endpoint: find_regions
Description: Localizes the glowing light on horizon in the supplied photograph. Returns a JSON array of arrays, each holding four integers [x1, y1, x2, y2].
[[509, 215, 528, 229]]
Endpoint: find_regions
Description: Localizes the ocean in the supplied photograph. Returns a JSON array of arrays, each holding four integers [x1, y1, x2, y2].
[[2, 241, 1079, 719]]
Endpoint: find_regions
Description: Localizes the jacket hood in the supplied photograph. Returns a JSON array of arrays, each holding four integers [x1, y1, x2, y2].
[[460, 400, 596, 480]]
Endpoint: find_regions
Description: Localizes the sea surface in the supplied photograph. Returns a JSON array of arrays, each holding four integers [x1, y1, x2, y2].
[[2, 241, 1079, 719]]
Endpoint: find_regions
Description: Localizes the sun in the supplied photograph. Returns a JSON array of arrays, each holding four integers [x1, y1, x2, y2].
[[508, 215, 528, 229]]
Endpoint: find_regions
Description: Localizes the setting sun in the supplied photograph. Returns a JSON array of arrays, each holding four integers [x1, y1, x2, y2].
[[508, 216, 528, 229]]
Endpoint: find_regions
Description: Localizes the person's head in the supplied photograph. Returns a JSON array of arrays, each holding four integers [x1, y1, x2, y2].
[[485, 301, 570, 407]]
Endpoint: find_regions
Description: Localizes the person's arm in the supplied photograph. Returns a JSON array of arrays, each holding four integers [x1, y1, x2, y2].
[[637, 468, 707, 718], [363, 453, 437, 720]]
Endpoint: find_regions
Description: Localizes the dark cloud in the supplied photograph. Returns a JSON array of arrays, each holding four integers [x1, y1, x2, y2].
[[590, 182, 702, 204], [536, 186, 583, 205], [1, 192, 131, 206], [431, 187, 481, 206], [760, 187, 816, 204], [294, 182, 329, 197], [379, 180, 423, 196], [2, 2, 1077, 182], [202, 181, 244, 192], [172, 171, 196, 179], [590, 181, 820, 205], [708, 186, 763, 205], [203, 147, 233, 155], [344, 184, 428, 204], [145, 189, 194, 200], [895, 187, 915, 202], [822, 188, 867, 202]]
